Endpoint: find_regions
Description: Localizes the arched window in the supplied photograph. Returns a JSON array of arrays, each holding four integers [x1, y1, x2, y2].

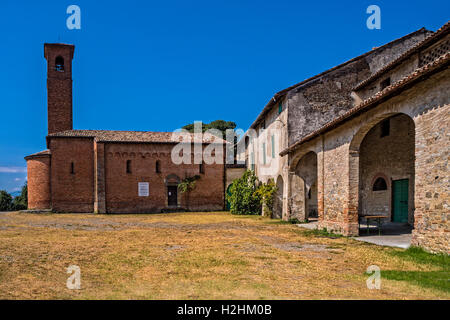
[[373, 177, 387, 191], [55, 56, 65, 72], [155, 160, 161, 173]]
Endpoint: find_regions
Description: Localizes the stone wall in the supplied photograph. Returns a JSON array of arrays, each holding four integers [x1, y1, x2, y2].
[[287, 30, 429, 146], [413, 95, 450, 253], [359, 114, 415, 223], [286, 67, 449, 253]]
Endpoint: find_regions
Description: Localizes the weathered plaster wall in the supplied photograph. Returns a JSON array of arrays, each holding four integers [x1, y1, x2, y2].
[[287, 31, 429, 146]]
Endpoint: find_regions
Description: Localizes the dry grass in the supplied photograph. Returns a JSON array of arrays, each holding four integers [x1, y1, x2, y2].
[[0, 211, 447, 300]]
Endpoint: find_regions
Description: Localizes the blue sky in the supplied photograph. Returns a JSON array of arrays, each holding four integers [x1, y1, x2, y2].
[[0, 0, 448, 192]]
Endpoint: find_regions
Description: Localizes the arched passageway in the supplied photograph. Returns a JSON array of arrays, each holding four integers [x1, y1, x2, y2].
[[291, 151, 318, 221], [352, 113, 415, 233]]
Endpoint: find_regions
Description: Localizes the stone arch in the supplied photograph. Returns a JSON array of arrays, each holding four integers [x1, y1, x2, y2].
[[349, 113, 416, 234], [290, 151, 318, 221], [273, 175, 284, 219]]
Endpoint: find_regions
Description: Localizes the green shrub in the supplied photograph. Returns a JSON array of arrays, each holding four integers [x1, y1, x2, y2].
[[255, 180, 277, 217], [0, 190, 13, 211], [227, 171, 261, 215]]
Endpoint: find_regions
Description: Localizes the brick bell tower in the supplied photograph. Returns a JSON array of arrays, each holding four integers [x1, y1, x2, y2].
[[44, 43, 75, 135]]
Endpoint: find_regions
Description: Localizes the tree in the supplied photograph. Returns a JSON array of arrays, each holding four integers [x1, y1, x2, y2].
[[0, 190, 13, 211], [182, 120, 237, 140], [227, 170, 261, 215], [12, 183, 27, 210], [178, 175, 201, 211]]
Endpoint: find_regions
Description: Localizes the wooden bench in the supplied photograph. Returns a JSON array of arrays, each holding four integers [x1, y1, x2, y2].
[[359, 215, 388, 236]]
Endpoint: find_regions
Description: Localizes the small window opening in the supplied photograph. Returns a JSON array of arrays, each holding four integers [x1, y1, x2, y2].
[[278, 102, 283, 114], [70, 162, 75, 174], [55, 56, 65, 72], [245, 136, 250, 149], [271, 135, 275, 158], [308, 188, 311, 199], [262, 143, 266, 165], [199, 163, 205, 174], [380, 119, 390, 137], [380, 77, 391, 90], [156, 160, 161, 173], [126, 160, 132, 174], [373, 177, 388, 191]]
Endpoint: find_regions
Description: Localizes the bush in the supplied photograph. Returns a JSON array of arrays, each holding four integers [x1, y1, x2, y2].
[[255, 179, 277, 217], [0, 190, 13, 211], [227, 171, 261, 215]]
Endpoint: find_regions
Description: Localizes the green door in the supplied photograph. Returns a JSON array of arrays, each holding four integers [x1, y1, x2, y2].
[[393, 179, 409, 223]]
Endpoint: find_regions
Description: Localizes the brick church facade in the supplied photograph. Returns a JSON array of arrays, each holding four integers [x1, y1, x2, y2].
[[25, 44, 226, 213]]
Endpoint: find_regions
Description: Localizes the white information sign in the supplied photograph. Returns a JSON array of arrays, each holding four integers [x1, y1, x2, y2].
[[138, 182, 149, 197]]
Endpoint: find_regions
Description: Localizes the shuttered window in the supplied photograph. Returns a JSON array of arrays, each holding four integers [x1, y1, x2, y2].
[[262, 143, 266, 165], [271, 135, 275, 158]]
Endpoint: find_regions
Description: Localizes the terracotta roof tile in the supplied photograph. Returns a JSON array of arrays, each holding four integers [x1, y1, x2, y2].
[[24, 149, 51, 160], [47, 130, 226, 144]]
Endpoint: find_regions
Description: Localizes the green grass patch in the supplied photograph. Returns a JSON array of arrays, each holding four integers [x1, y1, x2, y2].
[[382, 246, 450, 293], [382, 270, 449, 293], [388, 246, 449, 269], [302, 228, 343, 239]]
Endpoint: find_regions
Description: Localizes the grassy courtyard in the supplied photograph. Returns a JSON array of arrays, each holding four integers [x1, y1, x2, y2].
[[0, 211, 448, 300]]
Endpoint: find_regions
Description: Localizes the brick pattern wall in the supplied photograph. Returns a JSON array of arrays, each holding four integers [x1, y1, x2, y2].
[[50, 138, 95, 212], [44, 44, 74, 135], [26, 156, 51, 209], [103, 143, 224, 213]]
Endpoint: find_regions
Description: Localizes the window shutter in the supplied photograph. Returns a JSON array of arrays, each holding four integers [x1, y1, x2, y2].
[[271, 135, 275, 158]]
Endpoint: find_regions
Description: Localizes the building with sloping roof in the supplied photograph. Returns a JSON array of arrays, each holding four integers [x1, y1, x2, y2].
[[242, 22, 449, 253]]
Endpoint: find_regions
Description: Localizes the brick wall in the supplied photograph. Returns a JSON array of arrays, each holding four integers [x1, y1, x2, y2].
[[103, 143, 224, 213], [26, 155, 51, 209], [44, 44, 74, 135], [49, 137, 95, 212]]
